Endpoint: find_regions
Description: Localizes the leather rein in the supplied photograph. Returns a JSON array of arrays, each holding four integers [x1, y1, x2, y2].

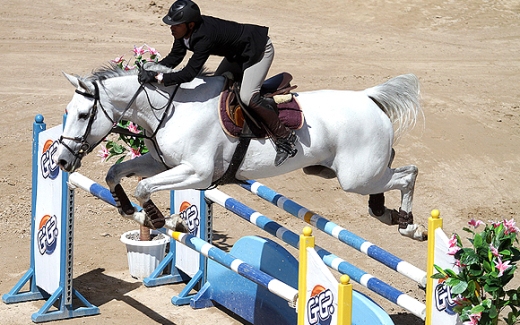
[[59, 80, 179, 168]]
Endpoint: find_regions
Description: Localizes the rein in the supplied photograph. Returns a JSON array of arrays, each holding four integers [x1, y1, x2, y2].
[[60, 79, 179, 168]]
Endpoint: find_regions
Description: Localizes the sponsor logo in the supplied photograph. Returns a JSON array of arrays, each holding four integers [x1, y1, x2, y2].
[[179, 201, 199, 236], [435, 279, 458, 315], [37, 215, 58, 255], [40, 139, 60, 180], [307, 285, 335, 325]]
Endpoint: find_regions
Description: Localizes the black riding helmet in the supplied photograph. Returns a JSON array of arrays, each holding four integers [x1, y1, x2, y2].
[[163, 0, 202, 25]]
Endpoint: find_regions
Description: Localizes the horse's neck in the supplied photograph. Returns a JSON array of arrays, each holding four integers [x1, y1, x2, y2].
[[103, 75, 224, 132], [103, 76, 164, 132]]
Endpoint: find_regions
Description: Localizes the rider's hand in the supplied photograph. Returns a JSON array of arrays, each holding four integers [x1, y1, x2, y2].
[[138, 69, 158, 84]]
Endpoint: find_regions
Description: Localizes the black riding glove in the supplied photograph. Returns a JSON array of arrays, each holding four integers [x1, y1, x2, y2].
[[138, 69, 157, 83]]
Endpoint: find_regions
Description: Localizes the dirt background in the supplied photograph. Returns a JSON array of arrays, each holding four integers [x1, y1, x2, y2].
[[1, 0, 519, 324]]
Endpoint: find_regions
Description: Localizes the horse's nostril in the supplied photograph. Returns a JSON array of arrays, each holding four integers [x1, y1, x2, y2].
[[58, 159, 68, 169]]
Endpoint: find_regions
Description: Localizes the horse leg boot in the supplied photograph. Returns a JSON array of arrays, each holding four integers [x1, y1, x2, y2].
[[249, 93, 297, 166], [368, 193, 399, 225]]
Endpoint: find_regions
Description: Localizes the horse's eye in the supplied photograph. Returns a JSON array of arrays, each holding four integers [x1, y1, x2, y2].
[[78, 112, 90, 120]]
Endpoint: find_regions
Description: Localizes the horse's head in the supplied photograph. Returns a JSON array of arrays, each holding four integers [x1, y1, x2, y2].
[[56, 73, 116, 172]]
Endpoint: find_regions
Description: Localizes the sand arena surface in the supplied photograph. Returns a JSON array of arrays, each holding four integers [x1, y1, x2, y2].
[[1, 0, 519, 324]]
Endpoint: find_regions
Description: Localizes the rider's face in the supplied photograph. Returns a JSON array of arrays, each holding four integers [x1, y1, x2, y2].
[[170, 23, 189, 40]]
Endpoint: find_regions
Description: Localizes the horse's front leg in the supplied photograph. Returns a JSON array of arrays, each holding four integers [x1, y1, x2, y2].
[[131, 163, 213, 232], [105, 153, 187, 232]]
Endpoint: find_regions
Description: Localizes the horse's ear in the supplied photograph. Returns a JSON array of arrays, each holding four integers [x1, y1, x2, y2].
[[62, 72, 95, 95], [77, 78, 95, 95], [63, 72, 79, 88]]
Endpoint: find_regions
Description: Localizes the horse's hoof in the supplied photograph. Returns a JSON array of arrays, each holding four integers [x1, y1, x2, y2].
[[399, 224, 428, 241], [142, 199, 166, 229], [369, 208, 399, 225], [164, 214, 188, 233]]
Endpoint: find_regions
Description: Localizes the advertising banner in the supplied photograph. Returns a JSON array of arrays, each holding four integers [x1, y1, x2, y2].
[[305, 247, 339, 325], [430, 227, 463, 325], [34, 125, 63, 294], [173, 189, 203, 277]]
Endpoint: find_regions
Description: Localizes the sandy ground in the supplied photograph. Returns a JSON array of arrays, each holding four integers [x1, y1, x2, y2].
[[1, 0, 519, 324]]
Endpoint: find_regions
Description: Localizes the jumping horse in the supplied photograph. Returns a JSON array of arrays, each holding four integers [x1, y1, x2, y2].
[[56, 65, 427, 241]]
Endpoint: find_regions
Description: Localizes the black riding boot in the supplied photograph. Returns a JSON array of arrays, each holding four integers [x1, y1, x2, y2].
[[249, 93, 298, 166]]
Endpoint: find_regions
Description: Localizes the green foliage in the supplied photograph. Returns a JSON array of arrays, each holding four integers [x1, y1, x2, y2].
[[98, 45, 161, 163], [434, 219, 520, 325]]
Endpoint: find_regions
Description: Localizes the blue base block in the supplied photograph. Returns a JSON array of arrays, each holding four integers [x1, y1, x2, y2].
[[191, 236, 298, 325], [351, 291, 394, 325], [188, 235, 393, 325]]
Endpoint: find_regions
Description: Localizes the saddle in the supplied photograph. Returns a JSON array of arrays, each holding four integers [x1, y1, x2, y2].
[[212, 72, 303, 187], [219, 72, 304, 138]]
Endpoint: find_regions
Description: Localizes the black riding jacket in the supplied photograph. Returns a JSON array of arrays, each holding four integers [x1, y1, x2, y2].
[[159, 15, 269, 86]]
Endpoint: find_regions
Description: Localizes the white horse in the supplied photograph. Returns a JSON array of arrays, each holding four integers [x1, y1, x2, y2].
[[56, 65, 426, 240]]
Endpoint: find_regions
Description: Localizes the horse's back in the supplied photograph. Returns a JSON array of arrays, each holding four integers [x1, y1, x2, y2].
[[295, 89, 393, 142]]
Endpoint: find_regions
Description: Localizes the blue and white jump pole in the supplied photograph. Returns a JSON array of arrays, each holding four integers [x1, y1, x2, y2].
[[205, 189, 427, 321], [241, 180, 427, 288]]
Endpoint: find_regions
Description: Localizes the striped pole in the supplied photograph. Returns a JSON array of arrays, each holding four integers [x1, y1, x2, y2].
[[241, 180, 427, 287], [68, 172, 117, 207], [67, 173, 425, 320], [156, 229, 299, 306], [68, 172, 141, 211], [67, 173, 298, 306], [206, 189, 426, 320]]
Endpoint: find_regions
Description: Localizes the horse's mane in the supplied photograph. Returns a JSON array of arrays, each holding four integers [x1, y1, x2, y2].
[[86, 62, 213, 82], [86, 63, 137, 82]]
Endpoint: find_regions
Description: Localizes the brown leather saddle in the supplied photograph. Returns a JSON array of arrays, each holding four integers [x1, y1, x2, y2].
[[212, 72, 304, 186], [218, 72, 304, 138]]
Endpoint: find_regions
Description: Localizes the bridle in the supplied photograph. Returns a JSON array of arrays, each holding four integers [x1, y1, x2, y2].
[[59, 78, 179, 167], [59, 82, 120, 162]]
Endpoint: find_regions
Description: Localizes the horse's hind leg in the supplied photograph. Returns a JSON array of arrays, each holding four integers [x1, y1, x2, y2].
[[363, 158, 426, 241], [368, 193, 399, 225], [385, 164, 426, 241], [368, 149, 399, 225]]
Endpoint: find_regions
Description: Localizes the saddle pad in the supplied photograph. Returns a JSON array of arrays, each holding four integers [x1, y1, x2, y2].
[[219, 90, 304, 138]]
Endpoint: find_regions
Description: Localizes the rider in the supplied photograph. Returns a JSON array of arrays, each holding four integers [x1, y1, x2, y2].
[[138, 0, 297, 166]]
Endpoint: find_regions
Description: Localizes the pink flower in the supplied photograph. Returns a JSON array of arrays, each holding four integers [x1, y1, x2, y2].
[[468, 219, 484, 229], [128, 147, 141, 160], [111, 55, 125, 64], [448, 234, 460, 255], [494, 257, 511, 277], [490, 244, 500, 257], [448, 234, 458, 247], [146, 45, 159, 57], [491, 220, 501, 228], [132, 45, 147, 56], [464, 311, 481, 325], [127, 122, 141, 134], [97, 146, 109, 162], [448, 246, 461, 256], [503, 218, 519, 235]]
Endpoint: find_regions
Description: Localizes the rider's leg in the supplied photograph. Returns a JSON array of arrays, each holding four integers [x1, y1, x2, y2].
[[240, 38, 297, 166], [215, 57, 242, 80]]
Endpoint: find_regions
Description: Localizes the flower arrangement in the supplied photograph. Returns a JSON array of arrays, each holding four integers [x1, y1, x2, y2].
[[111, 44, 160, 71], [98, 45, 160, 163], [433, 218, 520, 325]]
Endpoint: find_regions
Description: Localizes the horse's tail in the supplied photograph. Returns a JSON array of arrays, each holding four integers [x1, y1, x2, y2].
[[364, 73, 423, 143]]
